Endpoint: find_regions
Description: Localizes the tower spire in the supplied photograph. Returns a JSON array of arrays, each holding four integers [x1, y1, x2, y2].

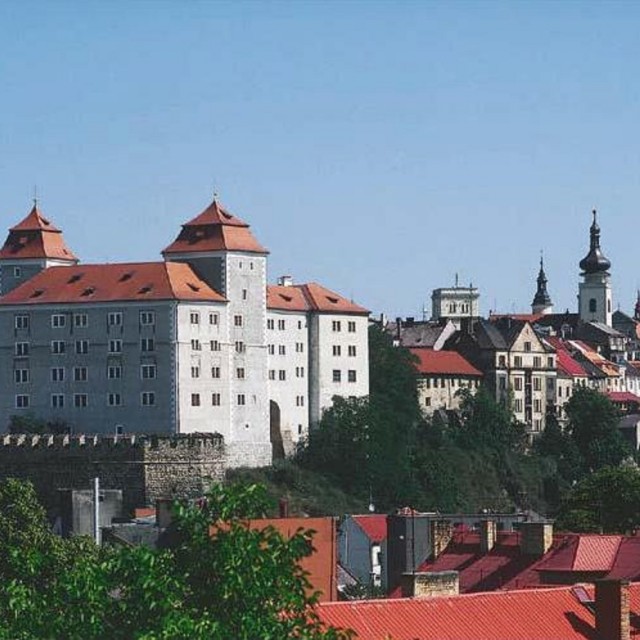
[[532, 251, 553, 315]]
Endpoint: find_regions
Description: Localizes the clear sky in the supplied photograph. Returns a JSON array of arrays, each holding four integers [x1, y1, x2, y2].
[[1, 1, 639, 319]]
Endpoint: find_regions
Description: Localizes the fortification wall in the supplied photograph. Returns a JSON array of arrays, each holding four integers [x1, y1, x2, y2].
[[0, 433, 226, 514]]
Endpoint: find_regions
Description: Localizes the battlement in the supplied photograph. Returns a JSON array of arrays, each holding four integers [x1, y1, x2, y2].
[[1, 432, 224, 450]]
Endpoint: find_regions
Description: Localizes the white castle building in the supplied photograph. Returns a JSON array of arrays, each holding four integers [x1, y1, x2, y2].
[[0, 197, 369, 467]]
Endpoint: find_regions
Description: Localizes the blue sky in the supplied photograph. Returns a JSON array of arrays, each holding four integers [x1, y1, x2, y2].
[[1, 1, 639, 318]]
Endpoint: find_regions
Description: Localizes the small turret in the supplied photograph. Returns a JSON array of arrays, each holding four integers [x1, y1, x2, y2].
[[579, 209, 611, 274], [531, 254, 553, 315]]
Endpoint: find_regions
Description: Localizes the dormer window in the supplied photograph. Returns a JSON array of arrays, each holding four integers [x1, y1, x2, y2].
[[67, 274, 83, 284], [30, 289, 44, 299], [81, 287, 95, 297], [119, 272, 133, 282]]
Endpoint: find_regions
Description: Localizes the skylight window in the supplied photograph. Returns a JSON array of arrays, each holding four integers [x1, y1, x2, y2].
[[327, 296, 339, 304], [67, 274, 83, 284], [30, 289, 44, 298], [119, 272, 133, 282], [187, 283, 200, 292], [81, 287, 95, 297], [138, 285, 153, 294]]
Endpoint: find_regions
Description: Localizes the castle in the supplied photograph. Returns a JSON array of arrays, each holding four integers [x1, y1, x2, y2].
[[0, 196, 370, 468]]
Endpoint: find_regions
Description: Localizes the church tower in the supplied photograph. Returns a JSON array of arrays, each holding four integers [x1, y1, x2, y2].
[[578, 210, 612, 326], [0, 202, 78, 295], [531, 255, 553, 315]]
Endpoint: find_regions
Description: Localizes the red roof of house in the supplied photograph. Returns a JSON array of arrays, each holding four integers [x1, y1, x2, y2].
[[409, 349, 482, 377], [163, 197, 268, 255], [0, 205, 77, 261], [267, 283, 369, 315], [490, 313, 544, 323], [545, 337, 589, 378], [0, 262, 226, 305], [352, 515, 387, 543], [607, 391, 640, 404], [320, 583, 640, 640]]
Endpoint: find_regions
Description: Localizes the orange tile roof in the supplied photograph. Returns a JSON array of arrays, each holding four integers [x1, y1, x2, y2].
[[0, 205, 77, 261], [573, 536, 622, 572], [410, 348, 482, 377], [163, 198, 268, 255], [352, 515, 387, 543], [320, 584, 637, 640], [266, 283, 369, 315], [0, 262, 225, 305]]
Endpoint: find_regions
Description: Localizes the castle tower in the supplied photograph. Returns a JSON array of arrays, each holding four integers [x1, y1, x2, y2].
[[578, 209, 612, 326], [635, 291, 640, 322], [163, 196, 271, 466], [0, 203, 78, 295], [531, 255, 553, 315]]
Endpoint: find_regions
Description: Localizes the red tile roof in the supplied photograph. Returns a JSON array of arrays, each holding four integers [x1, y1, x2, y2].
[[352, 515, 387, 543], [409, 348, 482, 377], [0, 205, 77, 261], [163, 198, 268, 255], [545, 338, 589, 378], [0, 262, 225, 305], [607, 391, 640, 404], [574, 536, 622, 572], [320, 583, 640, 640], [267, 283, 369, 315], [490, 313, 544, 323]]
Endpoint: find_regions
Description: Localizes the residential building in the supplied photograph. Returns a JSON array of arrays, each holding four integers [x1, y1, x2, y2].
[[338, 514, 387, 590]]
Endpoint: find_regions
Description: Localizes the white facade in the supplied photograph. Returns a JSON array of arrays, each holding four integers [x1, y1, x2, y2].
[[431, 285, 479, 329]]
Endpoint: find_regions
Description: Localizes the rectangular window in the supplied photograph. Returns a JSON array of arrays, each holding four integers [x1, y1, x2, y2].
[[333, 345, 341, 356], [108, 312, 123, 326], [142, 338, 156, 352], [547, 357, 554, 368], [534, 399, 542, 413], [236, 367, 245, 379], [210, 340, 220, 352], [15, 394, 29, 408], [211, 366, 221, 379], [51, 394, 64, 409], [75, 340, 89, 355], [547, 378, 554, 391], [279, 370, 286, 381], [73, 367, 88, 382], [141, 392, 155, 407], [296, 342, 304, 353], [191, 366, 200, 379], [190, 339, 201, 351], [279, 345, 286, 355], [51, 340, 66, 355], [141, 364, 156, 379], [332, 321, 341, 332], [348, 345, 357, 357], [533, 356, 542, 368], [524, 341, 532, 352], [242, 289, 247, 300], [74, 313, 88, 328], [514, 377, 522, 391], [14, 315, 29, 330], [235, 341, 245, 353], [74, 394, 88, 408], [333, 369, 341, 383], [191, 393, 201, 407], [108, 365, 122, 379], [51, 367, 65, 382], [209, 313, 219, 326], [278, 319, 285, 330], [140, 311, 155, 326], [13, 266, 21, 278], [237, 394, 246, 406], [267, 319, 274, 330], [269, 370, 276, 380], [296, 366, 305, 378], [296, 395, 305, 407], [268, 344, 275, 355], [514, 356, 522, 368], [109, 339, 122, 354], [514, 399, 523, 412], [234, 315, 243, 327], [51, 314, 66, 328], [348, 321, 356, 332], [212, 393, 221, 406], [190, 311, 200, 325], [108, 393, 122, 407], [348, 370, 357, 383], [534, 377, 541, 391], [14, 369, 29, 384]]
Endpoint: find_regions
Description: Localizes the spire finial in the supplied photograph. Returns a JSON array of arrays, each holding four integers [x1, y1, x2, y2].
[[455, 272, 459, 287], [540, 249, 544, 269], [592, 208, 597, 223], [32, 185, 38, 207], [213, 190, 219, 204]]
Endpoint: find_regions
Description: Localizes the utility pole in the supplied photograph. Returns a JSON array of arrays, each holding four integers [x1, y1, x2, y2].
[[93, 477, 101, 545]]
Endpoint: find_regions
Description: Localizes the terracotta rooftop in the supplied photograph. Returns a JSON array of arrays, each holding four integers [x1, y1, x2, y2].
[[0, 262, 226, 305], [545, 337, 589, 378], [352, 515, 387, 544], [0, 205, 77, 261], [163, 197, 268, 255], [320, 583, 640, 640], [607, 391, 640, 404], [267, 283, 369, 315], [409, 348, 482, 377]]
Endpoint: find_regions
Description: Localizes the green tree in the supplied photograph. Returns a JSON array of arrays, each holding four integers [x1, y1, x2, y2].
[[0, 480, 353, 640], [557, 465, 640, 533], [565, 387, 629, 473]]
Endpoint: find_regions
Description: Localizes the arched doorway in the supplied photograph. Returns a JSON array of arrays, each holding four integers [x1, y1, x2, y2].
[[270, 400, 285, 460]]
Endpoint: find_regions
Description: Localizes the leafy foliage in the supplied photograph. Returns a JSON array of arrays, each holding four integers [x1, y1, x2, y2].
[[0, 480, 352, 640]]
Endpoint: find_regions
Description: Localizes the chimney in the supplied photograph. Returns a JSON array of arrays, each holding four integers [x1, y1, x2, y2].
[[480, 519, 497, 553], [520, 521, 553, 556], [278, 498, 289, 519], [156, 498, 173, 529], [395, 317, 402, 342], [400, 571, 459, 599], [430, 519, 454, 560], [278, 275, 293, 287], [595, 580, 630, 640]]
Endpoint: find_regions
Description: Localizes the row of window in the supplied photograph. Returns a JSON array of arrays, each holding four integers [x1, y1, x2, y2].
[[190, 311, 220, 325], [191, 393, 245, 407], [332, 345, 357, 357], [332, 320, 357, 333], [16, 392, 156, 409], [500, 355, 555, 369], [424, 378, 481, 390], [192, 339, 244, 353], [267, 319, 305, 331], [514, 399, 543, 413], [15, 364, 157, 383], [15, 338, 155, 357], [15, 311, 156, 330], [332, 370, 358, 383]]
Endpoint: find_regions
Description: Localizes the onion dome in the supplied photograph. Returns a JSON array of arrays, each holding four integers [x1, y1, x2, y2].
[[579, 209, 611, 274], [532, 255, 552, 308]]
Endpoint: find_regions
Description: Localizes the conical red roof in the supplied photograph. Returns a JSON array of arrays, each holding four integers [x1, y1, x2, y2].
[[163, 198, 268, 255], [0, 205, 77, 261]]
